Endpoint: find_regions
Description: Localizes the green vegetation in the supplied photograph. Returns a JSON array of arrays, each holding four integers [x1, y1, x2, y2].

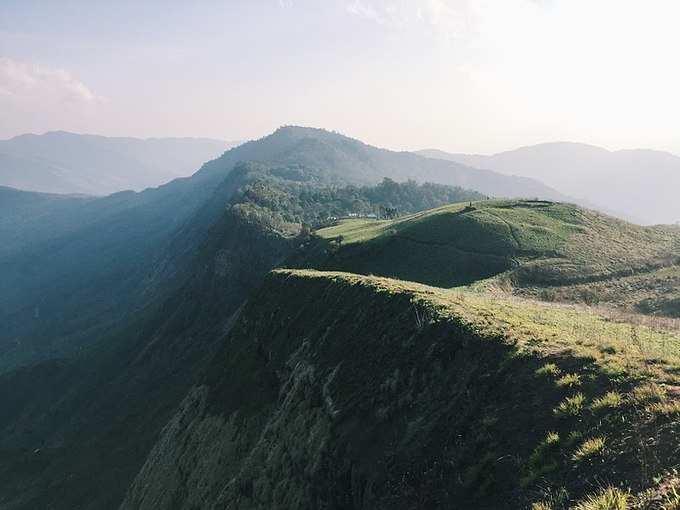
[[0, 140, 489, 508], [293, 199, 680, 317], [7, 127, 680, 510], [124, 268, 680, 509], [537, 363, 563, 378], [554, 393, 586, 417], [573, 436, 606, 461], [591, 391, 624, 411], [572, 487, 629, 510], [230, 164, 485, 233], [556, 373, 582, 388], [7, 126, 680, 510]]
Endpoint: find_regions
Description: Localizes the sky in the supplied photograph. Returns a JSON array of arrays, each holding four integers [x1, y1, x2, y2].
[[1, 0, 679, 154]]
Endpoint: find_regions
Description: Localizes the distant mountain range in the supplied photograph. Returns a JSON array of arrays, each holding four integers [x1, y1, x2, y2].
[[418, 142, 680, 225], [0, 131, 239, 195], [5, 131, 679, 225]]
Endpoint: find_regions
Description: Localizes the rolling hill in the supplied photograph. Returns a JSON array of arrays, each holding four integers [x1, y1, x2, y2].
[[418, 143, 680, 225], [292, 199, 680, 317], [0, 131, 238, 195]]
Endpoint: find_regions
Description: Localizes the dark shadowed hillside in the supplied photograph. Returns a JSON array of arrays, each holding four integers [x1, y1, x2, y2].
[[122, 269, 680, 509]]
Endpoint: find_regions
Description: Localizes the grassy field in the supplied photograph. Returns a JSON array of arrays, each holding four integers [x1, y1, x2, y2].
[[301, 199, 680, 316], [276, 268, 680, 508]]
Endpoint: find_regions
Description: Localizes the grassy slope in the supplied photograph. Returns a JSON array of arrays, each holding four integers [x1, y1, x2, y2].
[[297, 199, 680, 315], [122, 269, 680, 509]]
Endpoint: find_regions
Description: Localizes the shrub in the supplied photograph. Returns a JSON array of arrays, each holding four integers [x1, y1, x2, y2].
[[522, 432, 561, 487], [544, 431, 561, 446], [663, 486, 680, 510]]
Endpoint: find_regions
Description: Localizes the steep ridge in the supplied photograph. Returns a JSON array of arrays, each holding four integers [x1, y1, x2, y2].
[[0, 167, 484, 509], [292, 200, 680, 315], [122, 269, 680, 509]]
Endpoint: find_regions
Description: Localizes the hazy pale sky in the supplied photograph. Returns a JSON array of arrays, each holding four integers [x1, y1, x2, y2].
[[1, 0, 679, 154]]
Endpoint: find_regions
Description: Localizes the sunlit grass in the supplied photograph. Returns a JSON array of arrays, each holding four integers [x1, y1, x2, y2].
[[591, 391, 624, 411], [556, 373, 581, 388], [554, 393, 586, 417], [573, 487, 629, 510], [573, 437, 605, 462], [536, 363, 562, 378], [276, 269, 680, 386], [274, 269, 680, 505]]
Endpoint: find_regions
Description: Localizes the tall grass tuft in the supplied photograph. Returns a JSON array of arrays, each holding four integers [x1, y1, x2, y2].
[[573, 487, 629, 510]]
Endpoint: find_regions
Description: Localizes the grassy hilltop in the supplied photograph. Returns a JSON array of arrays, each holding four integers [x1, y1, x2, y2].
[[123, 269, 680, 509], [294, 199, 680, 316]]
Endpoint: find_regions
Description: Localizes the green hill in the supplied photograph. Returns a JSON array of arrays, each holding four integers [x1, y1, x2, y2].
[[293, 199, 680, 315], [122, 269, 680, 509]]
